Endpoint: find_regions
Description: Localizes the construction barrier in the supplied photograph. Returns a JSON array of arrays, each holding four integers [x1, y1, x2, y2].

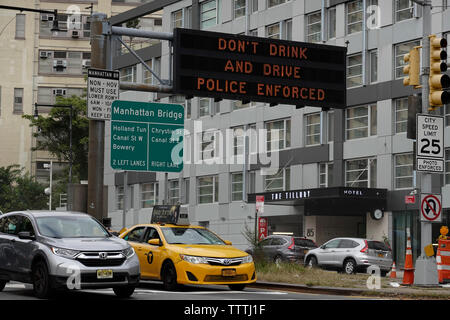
[[437, 239, 450, 284], [402, 228, 414, 285]]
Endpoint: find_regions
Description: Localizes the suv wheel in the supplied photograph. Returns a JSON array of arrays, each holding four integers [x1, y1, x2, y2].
[[113, 285, 136, 298], [343, 259, 357, 275], [32, 261, 53, 299], [306, 256, 318, 268], [162, 261, 178, 291], [0, 280, 6, 292]]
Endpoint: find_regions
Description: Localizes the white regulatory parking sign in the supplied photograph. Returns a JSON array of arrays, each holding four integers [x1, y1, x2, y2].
[[416, 114, 444, 173], [87, 68, 119, 120]]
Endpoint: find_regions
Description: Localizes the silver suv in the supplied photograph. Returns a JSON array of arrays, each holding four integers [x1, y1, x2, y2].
[[304, 238, 392, 276], [0, 211, 140, 298]]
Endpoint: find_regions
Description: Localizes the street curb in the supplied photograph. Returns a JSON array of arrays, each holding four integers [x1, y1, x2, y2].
[[250, 281, 450, 299]]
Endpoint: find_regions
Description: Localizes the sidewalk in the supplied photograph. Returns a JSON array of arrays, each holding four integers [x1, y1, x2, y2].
[[251, 270, 450, 299]]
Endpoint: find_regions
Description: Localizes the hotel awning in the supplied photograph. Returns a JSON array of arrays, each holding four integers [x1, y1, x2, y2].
[[247, 187, 387, 216]]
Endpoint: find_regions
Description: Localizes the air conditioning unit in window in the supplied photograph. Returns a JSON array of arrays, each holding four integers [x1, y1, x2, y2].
[[82, 59, 91, 68], [40, 51, 51, 59], [71, 30, 80, 38], [53, 60, 67, 69], [41, 14, 48, 21], [48, 15, 54, 22], [52, 88, 67, 96]]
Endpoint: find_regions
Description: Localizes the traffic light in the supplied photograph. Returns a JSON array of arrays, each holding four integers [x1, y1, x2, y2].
[[403, 47, 421, 88], [429, 35, 450, 108]]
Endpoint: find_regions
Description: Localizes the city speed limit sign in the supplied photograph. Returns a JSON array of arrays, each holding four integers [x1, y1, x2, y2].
[[416, 114, 444, 173]]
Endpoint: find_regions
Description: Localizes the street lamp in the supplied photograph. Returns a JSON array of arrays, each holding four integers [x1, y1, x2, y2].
[[34, 103, 73, 184]]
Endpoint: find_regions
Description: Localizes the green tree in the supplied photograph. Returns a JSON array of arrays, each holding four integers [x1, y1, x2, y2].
[[23, 95, 89, 183], [0, 165, 47, 213]]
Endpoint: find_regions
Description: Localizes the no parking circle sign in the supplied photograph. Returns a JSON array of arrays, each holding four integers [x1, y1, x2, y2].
[[420, 194, 442, 222]]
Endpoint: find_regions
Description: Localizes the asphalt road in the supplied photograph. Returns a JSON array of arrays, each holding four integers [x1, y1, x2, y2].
[[0, 281, 375, 301]]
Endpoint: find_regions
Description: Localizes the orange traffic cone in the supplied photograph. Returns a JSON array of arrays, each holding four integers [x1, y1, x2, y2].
[[390, 262, 397, 279], [402, 228, 415, 285]]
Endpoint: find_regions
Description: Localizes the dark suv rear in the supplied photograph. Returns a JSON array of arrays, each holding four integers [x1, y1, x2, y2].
[[247, 235, 317, 263]]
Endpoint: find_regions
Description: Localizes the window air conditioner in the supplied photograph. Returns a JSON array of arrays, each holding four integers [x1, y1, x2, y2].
[[82, 59, 91, 68], [40, 51, 51, 59], [52, 88, 67, 96], [41, 15, 48, 21], [53, 60, 67, 68], [71, 30, 80, 38]]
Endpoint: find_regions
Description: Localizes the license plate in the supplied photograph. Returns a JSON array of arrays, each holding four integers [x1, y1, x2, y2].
[[97, 269, 113, 279], [222, 269, 236, 277]]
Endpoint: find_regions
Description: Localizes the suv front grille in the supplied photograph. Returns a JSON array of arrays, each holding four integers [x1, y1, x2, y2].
[[76, 251, 125, 267]]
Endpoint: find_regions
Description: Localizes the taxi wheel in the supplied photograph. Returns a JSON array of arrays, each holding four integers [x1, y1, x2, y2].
[[228, 284, 246, 291], [162, 261, 178, 291]]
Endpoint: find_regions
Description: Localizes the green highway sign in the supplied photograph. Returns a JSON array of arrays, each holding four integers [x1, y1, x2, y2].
[[110, 100, 184, 172]]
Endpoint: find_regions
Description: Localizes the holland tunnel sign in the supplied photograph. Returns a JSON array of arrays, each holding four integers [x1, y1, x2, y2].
[[173, 28, 347, 108]]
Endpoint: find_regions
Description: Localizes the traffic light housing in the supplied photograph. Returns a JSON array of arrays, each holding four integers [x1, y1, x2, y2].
[[429, 35, 450, 108], [403, 47, 421, 88]]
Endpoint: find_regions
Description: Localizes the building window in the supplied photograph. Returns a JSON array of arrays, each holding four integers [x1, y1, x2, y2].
[[172, 9, 184, 28], [13, 88, 23, 114], [116, 186, 124, 210], [346, 104, 377, 140], [446, 149, 450, 184], [305, 113, 321, 146], [395, 97, 409, 133], [233, 126, 245, 157], [394, 153, 413, 189], [231, 172, 243, 201], [266, 20, 291, 40], [345, 157, 377, 188], [268, 0, 288, 8], [199, 98, 210, 117], [265, 118, 291, 151], [15, 14, 25, 39], [328, 111, 335, 142], [168, 180, 180, 204], [370, 50, 378, 83], [200, 0, 217, 30], [319, 162, 333, 188], [347, 53, 363, 88], [264, 167, 290, 192], [201, 130, 220, 161], [347, 0, 363, 35], [395, 0, 414, 22], [141, 182, 158, 208], [197, 175, 219, 204], [234, 0, 246, 19], [233, 100, 256, 110], [306, 11, 321, 43], [395, 40, 420, 79], [251, 0, 258, 12], [266, 22, 280, 39], [328, 7, 336, 39], [120, 65, 137, 83]]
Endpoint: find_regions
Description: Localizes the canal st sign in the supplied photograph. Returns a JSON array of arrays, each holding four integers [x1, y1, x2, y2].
[[173, 28, 347, 109], [110, 100, 184, 172]]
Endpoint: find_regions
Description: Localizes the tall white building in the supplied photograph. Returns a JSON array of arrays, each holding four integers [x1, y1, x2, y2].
[[104, 0, 450, 269]]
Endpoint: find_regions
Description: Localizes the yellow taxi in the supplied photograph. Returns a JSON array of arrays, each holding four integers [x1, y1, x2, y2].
[[119, 206, 256, 291]]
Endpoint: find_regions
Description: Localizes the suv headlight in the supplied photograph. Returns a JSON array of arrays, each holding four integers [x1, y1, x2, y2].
[[122, 246, 135, 259], [51, 247, 79, 259], [180, 254, 208, 264], [242, 254, 253, 264]]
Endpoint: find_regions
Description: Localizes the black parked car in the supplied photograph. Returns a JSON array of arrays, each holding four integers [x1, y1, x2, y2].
[[247, 235, 317, 263]]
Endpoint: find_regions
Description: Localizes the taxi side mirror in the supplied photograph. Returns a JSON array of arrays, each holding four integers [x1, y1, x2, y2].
[[224, 240, 232, 246], [119, 228, 128, 236], [148, 238, 161, 246]]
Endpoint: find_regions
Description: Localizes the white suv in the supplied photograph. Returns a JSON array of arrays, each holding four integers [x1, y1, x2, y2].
[[304, 238, 392, 276]]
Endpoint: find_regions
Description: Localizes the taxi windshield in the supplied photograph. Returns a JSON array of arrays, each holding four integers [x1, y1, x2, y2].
[[161, 227, 225, 245]]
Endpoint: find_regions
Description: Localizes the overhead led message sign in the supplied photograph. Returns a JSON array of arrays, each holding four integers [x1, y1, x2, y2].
[[173, 28, 347, 108]]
